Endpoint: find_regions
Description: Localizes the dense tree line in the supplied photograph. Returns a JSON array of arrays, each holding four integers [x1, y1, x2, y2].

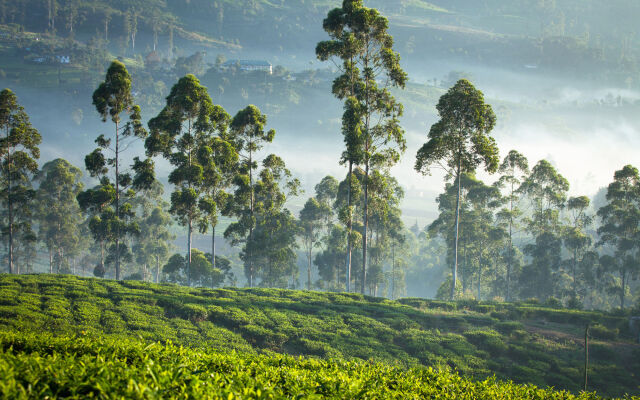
[[0, 0, 638, 312]]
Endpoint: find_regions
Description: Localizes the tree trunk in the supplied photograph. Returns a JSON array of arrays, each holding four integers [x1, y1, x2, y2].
[[391, 244, 395, 300], [506, 181, 514, 301], [620, 268, 626, 310], [307, 245, 312, 290], [187, 217, 192, 286], [345, 161, 353, 292], [115, 120, 120, 280], [248, 145, 254, 287], [361, 163, 369, 295], [6, 126, 13, 274], [100, 240, 105, 274], [211, 224, 216, 269], [451, 159, 462, 300], [155, 255, 160, 283]]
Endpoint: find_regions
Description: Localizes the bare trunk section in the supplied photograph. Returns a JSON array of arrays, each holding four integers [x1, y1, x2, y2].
[[345, 161, 353, 292], [115, 119, 121, 280], [451, 158, 462, 300], [361, 162, 369, 294], [187, 218, 192, 286]]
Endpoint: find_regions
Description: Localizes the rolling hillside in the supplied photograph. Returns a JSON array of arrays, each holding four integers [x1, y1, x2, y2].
[[0, 274, 638, 397]]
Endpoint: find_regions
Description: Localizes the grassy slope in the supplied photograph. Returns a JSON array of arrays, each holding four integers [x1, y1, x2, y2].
[[0, 274, 638, 397]]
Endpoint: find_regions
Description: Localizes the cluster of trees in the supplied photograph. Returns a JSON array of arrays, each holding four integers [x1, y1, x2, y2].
[[425, 152, 640, 310], [0, 59, 300, 289], [0, 0, 638, 311]]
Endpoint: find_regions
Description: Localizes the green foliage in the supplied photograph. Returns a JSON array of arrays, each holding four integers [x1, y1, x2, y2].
[[0, 274, 637, 397], [2, 330, 631, 400]]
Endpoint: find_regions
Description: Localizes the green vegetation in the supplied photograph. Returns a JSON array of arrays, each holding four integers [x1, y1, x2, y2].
[[4, 330, 632, 400], [0, 274, 638, 397]]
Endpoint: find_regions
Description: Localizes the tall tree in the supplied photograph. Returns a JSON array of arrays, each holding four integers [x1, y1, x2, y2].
[[597, 165, 640, 310], [415, 79, 498, 300], [224, 105, 275, 287], [85, 60, 152, 280], [226, 153, 300, 288], [131, 181, 174, 282], [146, 74, 213, 286], [0, 89, 41, 274], [196, 105, 237, 273], [35, 159, 83, 274], [317, 0, 407, 293], [519, 160, 569, 300], [495, 150, 529, 301], [299, 197, 325, 290], [563, 196, 593, 302]]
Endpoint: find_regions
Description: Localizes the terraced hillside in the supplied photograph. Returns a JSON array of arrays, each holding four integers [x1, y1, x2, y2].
[[0, 274, 638, 397]]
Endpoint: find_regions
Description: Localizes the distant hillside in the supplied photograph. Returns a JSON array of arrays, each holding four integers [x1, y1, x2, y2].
[[5, 0, 640, 84], [1, 274, 638, 397]]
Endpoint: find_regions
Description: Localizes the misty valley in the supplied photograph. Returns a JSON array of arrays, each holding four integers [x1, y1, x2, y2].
[[0, 0, 639, 399]]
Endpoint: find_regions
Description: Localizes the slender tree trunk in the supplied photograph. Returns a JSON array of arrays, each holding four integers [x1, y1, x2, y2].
[[6, 126, 13, 274], [248, 145, 254, 287], [506, 181, 514, 301], [155, 255, 160, 283], [584, 324, 590, 391], [477, 264, 481, 300], [573, 248, 577, 297], [620, 268, 626, 310], [391, 244, 395, 300], [187, 217, 192, 286], [307, 244, 312, 290], [100, 240, 105, 274], [361, 162, 369, 294], [115, 120, 120, 280], [345, 161, 353, 292], [211, 224, 216, 269], [451, 158, 462, 300]]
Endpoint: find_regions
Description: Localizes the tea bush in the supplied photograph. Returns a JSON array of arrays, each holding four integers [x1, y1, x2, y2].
[[0, 274, 638, 397]]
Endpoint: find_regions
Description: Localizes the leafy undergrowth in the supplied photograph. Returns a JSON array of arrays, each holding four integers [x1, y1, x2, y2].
[[1, 331, 635, 400], [0, 274, 638, 397]]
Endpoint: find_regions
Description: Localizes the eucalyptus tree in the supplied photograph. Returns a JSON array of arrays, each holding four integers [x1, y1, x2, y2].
[[35, 159, 83, 274], [227, 153, 300, 288], [315, 225, 348, 290], [317, 0, 407, 294], [196, 105, 237, 272], [518, 160, 569, 300], [299, 197, 325, 290], [333, 167, 365, 289], [131, 181, 174, 282], [366, 170, 404, 296], [563, 196, 593, 301], [85, 60, 152, 280], [314, 175, 339, 241], [597, 165, 640, 310], [415, 79, 499, 300], [464, 181, 504, 299], [0, 89, 41, 274], [429, 173, 492, 296], [146, 74, 212, 286], [224, 105, 275, 287], [495, 150, 529, 301]]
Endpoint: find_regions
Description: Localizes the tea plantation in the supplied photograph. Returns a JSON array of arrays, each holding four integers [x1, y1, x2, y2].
[[0, 274, 638, 398]]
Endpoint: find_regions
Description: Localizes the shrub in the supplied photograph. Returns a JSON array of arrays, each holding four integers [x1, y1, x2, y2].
[[590, 324, 618, 341]]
